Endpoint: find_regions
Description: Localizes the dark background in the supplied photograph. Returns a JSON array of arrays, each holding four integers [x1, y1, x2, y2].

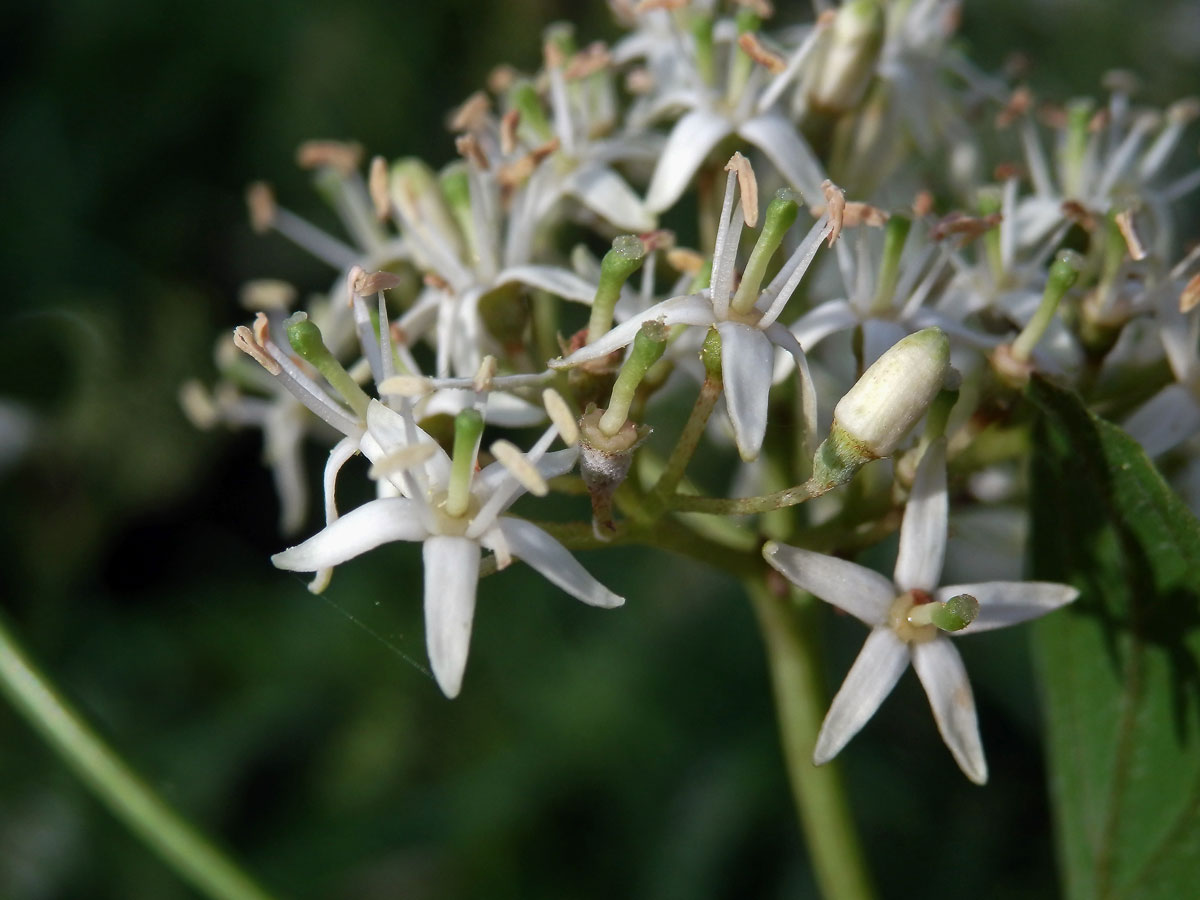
[[2, 1, 1198, 897]]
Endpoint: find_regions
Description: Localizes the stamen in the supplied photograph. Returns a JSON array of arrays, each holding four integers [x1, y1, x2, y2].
[[737, 33, 786, 75], [543, 388, 579, 446], [1181, 273, 1200, 314], [666, 248, 705, 274], [233, 326, 282, 375], [295, 140, 363, 176], [913, 190, 935, 219], [252, 312, 272, 347], [759, 215, 832, 328], [246, 182, 277, 233], [367, 443, 438, 479], [733, 0, 773, 16], [822, 180, 847, 246], [455, 133, 490, 170], [352, 268, 403, 297], [725, 152, 759, 228], [179, 381, 219, 429], [378, 375, 436, 397], [1114, 209, 1147, 261], [930, 212, 1002, 244], [473, 355, 497, 393], [238, 279, 296, 311], [490, 440, 549, 496], [488, 64, 517, 94], [490, 527, 513, 570], [450, 92, 490, 133], [564, 42, 611, 80], [368, 156, 391, 221]]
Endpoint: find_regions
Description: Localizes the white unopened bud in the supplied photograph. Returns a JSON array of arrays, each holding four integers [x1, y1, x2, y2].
[[805, 0, 885, 114], [811, 328, 950, 490]]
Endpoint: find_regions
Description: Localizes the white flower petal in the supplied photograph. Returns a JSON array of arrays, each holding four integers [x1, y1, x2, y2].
[[718, 321, 775, 462], [475, 447, 579, 498], [789, 299, 859, 350], [739, 114, 826, 201], [562, 163, 656, 232], [764, 321, 818, 456], [1122, 383, 1200, 459], [938, 581, 1079, 635], [814, 628, 910, 764], [364, 400, 450, 488], [894, 439, 948, 593], [422, 536, 482, 698], [646, 109, 733, 213], [912, 639, 987, 784], [861, 317, 908, 368], [551, 293, 714, 367], [762, 542, 894, 626], [495, 265, 598, 304], [271, 498, 426, 571], [495, 518, 625, 608]]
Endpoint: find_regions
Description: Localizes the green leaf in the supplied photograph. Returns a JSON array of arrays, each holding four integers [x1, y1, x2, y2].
[[1027, 376, 1200, 900]]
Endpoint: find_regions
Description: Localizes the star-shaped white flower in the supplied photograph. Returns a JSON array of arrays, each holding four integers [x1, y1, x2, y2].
[[552, 158, 827, 461], [272, 399, 624, 698], [763, 439, 1078, 783]]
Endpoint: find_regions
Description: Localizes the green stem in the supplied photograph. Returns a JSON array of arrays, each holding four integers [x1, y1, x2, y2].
[[0, 613, 279, 900], [670, 479, 820, 515], [649, 375, 722, 508], [746, 579, 875, 900]]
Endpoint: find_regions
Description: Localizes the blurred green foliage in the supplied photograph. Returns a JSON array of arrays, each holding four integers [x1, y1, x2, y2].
[[1, 0, 1198, 897]]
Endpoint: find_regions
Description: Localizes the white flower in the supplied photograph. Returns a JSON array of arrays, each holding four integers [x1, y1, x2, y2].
[[553, 158, 828, 462], [763, 439, 1078, 783], [271, 399, 624, 698]]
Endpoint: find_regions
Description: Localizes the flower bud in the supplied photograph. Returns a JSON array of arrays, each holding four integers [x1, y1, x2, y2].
[[835, 327, 950, 457], [810, 328, 949, 490], [805, 0, 885, 115]]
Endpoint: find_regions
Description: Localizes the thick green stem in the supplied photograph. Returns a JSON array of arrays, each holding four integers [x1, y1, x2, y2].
[[670, 479, 820, 515], [746, 580, 875, 900], [0, 613, 278, 900]]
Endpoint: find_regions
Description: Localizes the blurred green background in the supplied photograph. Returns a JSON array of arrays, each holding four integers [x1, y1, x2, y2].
[[2, 1, 1198, 897]]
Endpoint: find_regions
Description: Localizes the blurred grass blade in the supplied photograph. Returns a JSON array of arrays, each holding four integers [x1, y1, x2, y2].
[[0, 612, 280, 900]]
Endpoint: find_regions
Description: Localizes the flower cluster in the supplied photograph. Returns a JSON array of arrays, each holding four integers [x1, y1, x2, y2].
[[191, 0, 1200, 783]]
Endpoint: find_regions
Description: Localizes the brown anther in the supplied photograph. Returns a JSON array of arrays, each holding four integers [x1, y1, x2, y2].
[[625, 68, 653, 95], [1061, 200, 1097, 231], [488, 64, 518, 95], [633, 0, 687, 13], [640, 229, 675, 252], [450, 91, 491, 134], [733, 0, 773, 18], [910, 588, 934, 605], [995, 86, 1032, 128], [1169, 98, 1200, 124], [1089, 108, 1110, 133], [455, 133, 490, 170], [931, 212, 1002, 244], [816, 8, 837, 26], [239, 279, 296, 311], [424, 272, 452, 291], [737, 33, 786, 74], [295, 140, 364, 175], [252, 312, 271, 346], [1115, 209, 1147, 261], [1181, 273, 1200, 313], [233, 325, 281, 375], [821, 179, 846, 246], [843, 202, 889, 228], [565, 42, 612, 80], [994, 162, 1023, 181], [724, 152, 759, 228], [246, 182, 276, 234], [666, 247, 705, 274], [912, 190, 935, 218], [1038, 103, 1068, 130], [941, 1, 962, 34], [368, 156, 391, 221], [500, 109, 521, 155], [389, 321, 411, 347], [529, 137, 560, 164], [354, 269, 404, 296], [498, 139, 559, 193]]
